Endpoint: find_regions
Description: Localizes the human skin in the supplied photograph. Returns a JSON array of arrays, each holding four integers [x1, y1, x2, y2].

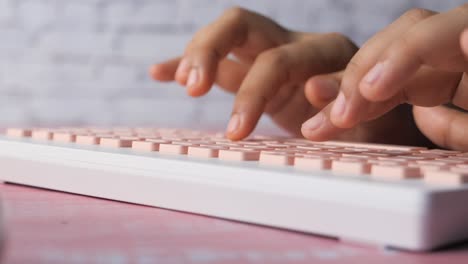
[[150, 7, 433, 147], [301, 5, 468, 151]]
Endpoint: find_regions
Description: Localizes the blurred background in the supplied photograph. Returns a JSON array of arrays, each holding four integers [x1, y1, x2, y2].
[[0, 0, 464, 132]]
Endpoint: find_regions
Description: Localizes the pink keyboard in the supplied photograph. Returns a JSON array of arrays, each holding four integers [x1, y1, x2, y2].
[[1, 127, 468, 251]]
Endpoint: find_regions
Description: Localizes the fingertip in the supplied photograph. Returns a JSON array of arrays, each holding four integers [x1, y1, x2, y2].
[[329, 92, 349, 127], [186, 86, 210, 97], [186, 67, 213, 97], [301, 110, 345, 141], [149, 64, 169, 81], [225, 113, 247, 141], [175, 58, 191, 86], [224, 103, 264, 140], [358, 61, 391, 102], [301, 112, 325, 140]]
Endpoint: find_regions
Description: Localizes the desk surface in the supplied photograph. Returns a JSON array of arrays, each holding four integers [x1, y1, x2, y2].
[[0, 183, 467, 264]]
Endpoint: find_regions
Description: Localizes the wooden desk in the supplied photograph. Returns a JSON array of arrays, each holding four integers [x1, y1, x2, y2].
[[0, 183, 467, 264]]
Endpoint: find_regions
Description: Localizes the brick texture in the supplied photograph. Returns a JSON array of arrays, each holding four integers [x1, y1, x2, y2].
[[0, 0, 464, 132]]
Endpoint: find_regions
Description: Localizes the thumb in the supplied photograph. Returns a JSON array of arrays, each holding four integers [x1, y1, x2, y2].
[[413, 105, 468, 150]]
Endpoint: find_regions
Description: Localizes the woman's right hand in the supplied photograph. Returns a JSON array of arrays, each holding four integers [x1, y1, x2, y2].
[[150, 7, 357, 140]]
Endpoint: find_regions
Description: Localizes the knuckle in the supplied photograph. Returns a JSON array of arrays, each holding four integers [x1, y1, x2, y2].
[[455, 3, 468, 15], [325, 32, 358, 59], [325, 32, 354, 47], [401, 8, 434, 24], [258, 49, 289, 68], [391, 35, 420, 62], [223, 6, 250, 22], [344, 56, 363, 77], [256, 49, 290, 84]]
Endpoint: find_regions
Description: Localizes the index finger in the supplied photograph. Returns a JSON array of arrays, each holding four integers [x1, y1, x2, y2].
[[227, 34, 357, 140], [177, 7, 292, 96]]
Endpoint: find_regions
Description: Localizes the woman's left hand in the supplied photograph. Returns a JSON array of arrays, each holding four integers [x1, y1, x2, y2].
[[302, 5, 468, 150]]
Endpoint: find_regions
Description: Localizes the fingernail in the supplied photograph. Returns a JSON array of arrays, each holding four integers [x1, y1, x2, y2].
[[317, 79, 340, 101], [187, 68, 199, 88], [331, 92, 346, 118], [227, 113, 240, 134], [302, 112, 324, 131], [363, 61, 385, 85]]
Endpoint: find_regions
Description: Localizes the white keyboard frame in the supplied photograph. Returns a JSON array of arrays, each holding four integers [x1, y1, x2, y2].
[[0, 136, 467, 251]]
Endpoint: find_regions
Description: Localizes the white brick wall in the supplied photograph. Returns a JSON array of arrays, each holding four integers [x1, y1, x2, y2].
[[0, 0, 465, 133]]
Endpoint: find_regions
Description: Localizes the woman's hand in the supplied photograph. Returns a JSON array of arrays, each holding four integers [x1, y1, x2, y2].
[[150, 7, 431, 147], [150, 7, 357, 139], [302, 5, 468, 150]]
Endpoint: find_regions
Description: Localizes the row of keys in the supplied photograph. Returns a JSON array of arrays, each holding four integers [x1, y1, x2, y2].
[[5, 128, 468, 186]]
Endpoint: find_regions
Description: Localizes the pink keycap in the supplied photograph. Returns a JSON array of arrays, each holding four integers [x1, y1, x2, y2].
[[410, 160, 449, 172], [67, 128, 90, 134], [215, 142, 244, 148], [448, 156, 468, 162], [53, 132, 77, 143], [434, 158, 465, 165], [76, 135, 101, 145], [118, 136, 144, 141], [371, 165, 421, 180], [100, 138, 134, 148], [424, 170, 468, 186], [365, 152, 391, 158], [88, 128, 113, 134], [185, 140, 213, 145], [368, 160, 404, 166], [114, 131, 137, 137], [243, 145, 274, 151], [417, 164, 450, 173], [327, 141, 426, 152], [132, 141, 159, 152], [296, 146, 324, 151], [294, 156, 332, 171], [273, 148, 305, 154], [332, 159, 371, 175], [326, 149, 359, 155], [306, 151, 341, 158], [400, 155, 431, 161], [134, 127, 157, 134], [218, 149, 260, 161], [259, 152, 294, 166], [282, 142, 310, 147], [6, 128, 32, 137], [415, 160, 449, 166], [450, 167, 468, 174], [31, 130, 53, 140], [236, 141, 263, 146], [146, 138, 171, 144], [341, 153, 375, 159], [265, 143, 289, 148], [137, 133, 160, 139], [415, 153, 448, 159], [188, 146, 227, 158], [420, 149, 462, 155], [159, 143, 189, 155], [376, 157, 409, 163]]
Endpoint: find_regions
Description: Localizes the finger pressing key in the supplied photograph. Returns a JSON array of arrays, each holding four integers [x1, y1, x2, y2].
[[327, 9, 436, 129], [227, 35, 356, 140]]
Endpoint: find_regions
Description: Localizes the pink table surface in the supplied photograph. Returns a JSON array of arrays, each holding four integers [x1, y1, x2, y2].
[[0, 183, 467, 264]]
